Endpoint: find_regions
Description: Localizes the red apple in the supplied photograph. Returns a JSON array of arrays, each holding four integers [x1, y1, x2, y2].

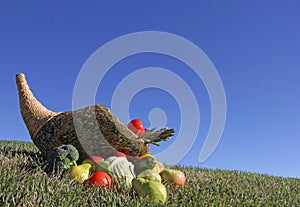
[[128, 119, 145, 137], [114, 151, 127, 158], [86, 171, 111, 189]]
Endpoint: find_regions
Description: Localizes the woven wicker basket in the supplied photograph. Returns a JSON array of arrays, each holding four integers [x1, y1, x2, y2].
[[16, 73, 174, 161]]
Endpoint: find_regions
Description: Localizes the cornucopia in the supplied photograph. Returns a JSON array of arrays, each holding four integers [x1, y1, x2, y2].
[[16, 73, 174, 161]]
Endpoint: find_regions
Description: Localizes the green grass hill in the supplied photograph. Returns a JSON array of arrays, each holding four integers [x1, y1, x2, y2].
[[0, 140, 299, 206]]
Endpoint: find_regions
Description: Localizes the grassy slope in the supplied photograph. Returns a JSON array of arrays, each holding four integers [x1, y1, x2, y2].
[[0, 140, 299, 207]]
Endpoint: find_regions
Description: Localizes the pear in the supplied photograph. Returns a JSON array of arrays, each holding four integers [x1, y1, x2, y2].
[[154, 161, 165, 174], [68, 163, 92, 183], [137, 168, 162, 183], [132, 177, 167, 204], [160, 169, 186, 187]]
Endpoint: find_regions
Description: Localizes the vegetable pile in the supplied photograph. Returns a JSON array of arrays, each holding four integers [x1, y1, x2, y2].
[[45, 119, 186, 205]]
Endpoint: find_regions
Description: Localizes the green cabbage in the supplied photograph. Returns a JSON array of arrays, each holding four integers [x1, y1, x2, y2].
[[105, 156, 134, 188]]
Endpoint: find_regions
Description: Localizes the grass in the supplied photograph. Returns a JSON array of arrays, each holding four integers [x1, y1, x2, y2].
[[0, 140, 300, 207]]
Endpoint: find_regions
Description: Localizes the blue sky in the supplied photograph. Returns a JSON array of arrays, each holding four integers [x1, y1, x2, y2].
[[1, 1, 300, 178]]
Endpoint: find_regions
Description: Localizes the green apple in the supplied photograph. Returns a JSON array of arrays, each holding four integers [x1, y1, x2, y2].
[[95, 160, 111, 173]]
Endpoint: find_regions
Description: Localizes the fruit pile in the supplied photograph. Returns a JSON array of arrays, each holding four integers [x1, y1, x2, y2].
[[70, 152, 186, 204], [51, 119, 186, 205]]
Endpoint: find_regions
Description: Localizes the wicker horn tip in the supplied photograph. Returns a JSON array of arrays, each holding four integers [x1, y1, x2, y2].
[[16, 73, 58, 138]]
